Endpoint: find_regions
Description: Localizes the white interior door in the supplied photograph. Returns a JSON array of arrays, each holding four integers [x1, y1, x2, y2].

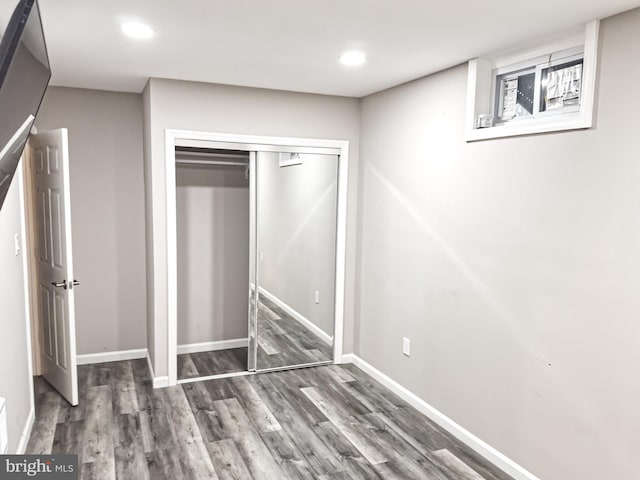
[[29, 129, 78, 406]]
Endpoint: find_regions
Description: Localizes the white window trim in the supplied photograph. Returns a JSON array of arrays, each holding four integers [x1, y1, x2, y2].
[[465, 20, 599, 142]]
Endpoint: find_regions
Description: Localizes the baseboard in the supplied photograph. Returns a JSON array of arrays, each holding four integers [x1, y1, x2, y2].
[[76, 348, 147, 365], [258, 287, 333, 346], [146, 351, 169, 389], [152, 376, 169, 389], [15, 407, 34, 454], [177, 338, 248, 355], [340, 353, 356, 364], [342, 354, 540, 480]]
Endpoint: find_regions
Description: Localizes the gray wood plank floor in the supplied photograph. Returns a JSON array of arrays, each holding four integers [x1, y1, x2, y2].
[[178, 348, 248, 379], [177, 298, 333, 380], [256, 297, 333, 370], [27, 360, 514, 480]]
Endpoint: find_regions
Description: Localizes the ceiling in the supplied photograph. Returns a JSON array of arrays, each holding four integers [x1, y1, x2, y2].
[[2, 0, 640, 97]]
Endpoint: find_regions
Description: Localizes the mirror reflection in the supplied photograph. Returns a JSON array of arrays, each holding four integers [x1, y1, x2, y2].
[[255, 151, 338, 370]]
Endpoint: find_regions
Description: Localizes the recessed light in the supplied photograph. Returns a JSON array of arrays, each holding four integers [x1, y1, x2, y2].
[[121, 22, 154, 40], [339, 51, 366, 66]]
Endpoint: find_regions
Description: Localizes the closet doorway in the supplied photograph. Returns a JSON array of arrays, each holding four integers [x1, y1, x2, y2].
[[175, 148, 250, 380], [166, 131, 349, 385]]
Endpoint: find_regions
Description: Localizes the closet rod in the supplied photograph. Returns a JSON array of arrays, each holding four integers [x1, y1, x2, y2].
[[175, 150, 249, 160], [176, 158, 248, 167]]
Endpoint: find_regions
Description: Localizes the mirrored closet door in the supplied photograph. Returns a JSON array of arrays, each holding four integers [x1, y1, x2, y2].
[[174, 142, 340, 382], [253, 151, 339, 371]]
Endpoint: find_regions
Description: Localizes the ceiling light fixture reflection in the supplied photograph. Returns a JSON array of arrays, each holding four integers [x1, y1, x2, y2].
[[121, 22, 154, 39], [339, 51, 366, 66]]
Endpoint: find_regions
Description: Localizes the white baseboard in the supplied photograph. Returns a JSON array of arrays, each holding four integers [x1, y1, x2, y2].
[[76, 348, 147, 365], [340, 353, 356, 364], [152, 376, 169, 389], [258, 287, 333, 346], [177, 338, 248, 355], [341, 354, 540, 480], [146, 351, 169, 389], [15, 407, 34, 454]]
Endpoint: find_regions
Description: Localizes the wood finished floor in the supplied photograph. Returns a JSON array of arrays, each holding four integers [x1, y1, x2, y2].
[[178, 298, 333, 380], [178, 348, 248, 380], [26, 360, 513, 480], [256, 297, 333, 369]]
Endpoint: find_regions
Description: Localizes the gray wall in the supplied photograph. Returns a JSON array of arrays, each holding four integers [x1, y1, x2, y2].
[[36, 87, 146, 354], [356, 8, 640, 480], [258, 152, 338, 336], [144, 78, 360, 377], [176, 163, 249, 344], [0, 169, 32, 453]]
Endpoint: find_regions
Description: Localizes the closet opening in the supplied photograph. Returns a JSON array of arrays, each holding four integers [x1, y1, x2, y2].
[[175, 147, 250, 381]]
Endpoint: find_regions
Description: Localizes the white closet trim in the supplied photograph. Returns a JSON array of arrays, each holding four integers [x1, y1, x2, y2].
[[163, 129, 349, 387]]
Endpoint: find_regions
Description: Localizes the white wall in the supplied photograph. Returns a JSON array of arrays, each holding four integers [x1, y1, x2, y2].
[[257, 152, 338, 336], [357, 8, 640, 480], [144, 78, 360, 377], [36, 87, 147, 354], [0, 167, 33, 453], [176, 163, 249, 344]]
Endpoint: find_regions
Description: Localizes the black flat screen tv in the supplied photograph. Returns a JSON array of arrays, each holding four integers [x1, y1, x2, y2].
[[0, 0, 50, 210]]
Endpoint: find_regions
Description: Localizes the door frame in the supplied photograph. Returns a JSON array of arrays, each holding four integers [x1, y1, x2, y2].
[[164, 129, 349, 387], [21, 141, 42, 377], [28, 128, 78, 405], [17, 158, 36, 452]]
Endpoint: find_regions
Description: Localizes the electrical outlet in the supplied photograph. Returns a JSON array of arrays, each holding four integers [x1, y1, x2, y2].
[[314, 291, 320, 304], [402, 337, 410, 357]]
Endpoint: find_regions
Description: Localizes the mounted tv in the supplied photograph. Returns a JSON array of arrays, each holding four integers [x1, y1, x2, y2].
[[0, 0, 50, 210]]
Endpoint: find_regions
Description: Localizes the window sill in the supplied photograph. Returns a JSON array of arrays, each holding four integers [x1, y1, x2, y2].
[[465, 114, 592, 141]]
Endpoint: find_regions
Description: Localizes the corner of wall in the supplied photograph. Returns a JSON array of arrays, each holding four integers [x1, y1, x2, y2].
[[350, 97, 367, 359], [142, 80, 156, 369]]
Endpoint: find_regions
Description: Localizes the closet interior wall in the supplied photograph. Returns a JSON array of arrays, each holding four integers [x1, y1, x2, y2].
[[175, 151, 250, 354]]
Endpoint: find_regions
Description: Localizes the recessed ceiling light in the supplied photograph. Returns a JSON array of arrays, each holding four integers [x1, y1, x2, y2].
[[339, 51, 366, 66], [121, 22, 154, 40]]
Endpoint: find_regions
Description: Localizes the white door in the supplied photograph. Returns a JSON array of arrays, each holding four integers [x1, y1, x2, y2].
[[29, 129, 78, 406]]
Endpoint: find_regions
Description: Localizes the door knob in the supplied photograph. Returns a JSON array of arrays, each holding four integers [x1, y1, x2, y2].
[[52, 280, 67, 289], [70, 279, 80, 290]]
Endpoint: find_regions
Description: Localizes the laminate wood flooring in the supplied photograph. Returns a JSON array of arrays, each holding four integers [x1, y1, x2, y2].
[[256, 296, 333, 370], [177, 298, 333, 380], [178, 348, 248, 380], [27, 360, 514, 480]]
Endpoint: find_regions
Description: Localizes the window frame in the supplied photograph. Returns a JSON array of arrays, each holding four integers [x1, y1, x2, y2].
[[492, 47, 584, 126], [465, 21, 599, 142]]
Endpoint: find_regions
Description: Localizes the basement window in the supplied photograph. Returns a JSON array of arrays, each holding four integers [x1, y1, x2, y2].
[[465, 21, 599, 141], [494, 49, 583, 125]]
